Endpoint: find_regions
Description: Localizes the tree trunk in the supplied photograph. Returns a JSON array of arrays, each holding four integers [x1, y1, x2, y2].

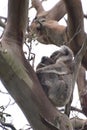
[[0, 0, 73, 130]]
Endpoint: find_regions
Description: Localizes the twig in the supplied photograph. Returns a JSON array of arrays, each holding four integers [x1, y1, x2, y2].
[[1, 121, 16, 130], [61, 106, 83, 114], [84, 14, 87, 19], [65, 36, 87, 116]]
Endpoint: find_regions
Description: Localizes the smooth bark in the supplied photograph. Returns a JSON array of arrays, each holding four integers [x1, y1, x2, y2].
[[0, 0, 73, 130]]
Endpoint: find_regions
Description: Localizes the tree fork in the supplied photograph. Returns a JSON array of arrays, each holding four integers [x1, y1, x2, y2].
[[0, 0, 73, 130]]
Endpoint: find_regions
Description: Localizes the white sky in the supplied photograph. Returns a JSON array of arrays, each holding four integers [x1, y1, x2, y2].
[[0, 0, 87, 129]]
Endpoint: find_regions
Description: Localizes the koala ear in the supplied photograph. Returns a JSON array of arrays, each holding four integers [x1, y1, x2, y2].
[[60, 45, 73, 57]]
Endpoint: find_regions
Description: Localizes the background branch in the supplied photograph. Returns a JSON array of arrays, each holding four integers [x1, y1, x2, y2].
[[32, 0, 44, 14], [47, 0, 66, 21]]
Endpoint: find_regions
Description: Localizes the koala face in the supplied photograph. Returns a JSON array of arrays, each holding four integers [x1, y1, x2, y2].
[[50, 45, 73, 63], [36, 56, 54, 69]]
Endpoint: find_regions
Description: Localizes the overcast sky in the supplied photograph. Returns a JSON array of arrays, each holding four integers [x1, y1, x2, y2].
[[0, 0, 87, 129]]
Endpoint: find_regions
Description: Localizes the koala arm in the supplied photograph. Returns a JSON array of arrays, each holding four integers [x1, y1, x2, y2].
[[36, 62, 72, 75]]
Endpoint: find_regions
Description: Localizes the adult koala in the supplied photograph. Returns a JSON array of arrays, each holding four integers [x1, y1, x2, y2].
[[36, 45, 74, 107]]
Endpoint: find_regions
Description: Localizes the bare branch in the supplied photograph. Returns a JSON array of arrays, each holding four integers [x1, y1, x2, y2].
[[84, 14, 87, 19], [77, 66, 86, 94], [32, 0, 44, 13], [59, 0, 87, 70], [2, 0, 29, 46], [32, 0, 66, 21], [63, 0, 85, 51], [30, 19, 66, 45], [71, 117, 87, 130], [47, 0, 66, 21], [1, 121, 16, 130], [65, 36, 87, 117], [77, 66, 87, 116], [62, 0, 87, 117], [61, 106, 83, 114]]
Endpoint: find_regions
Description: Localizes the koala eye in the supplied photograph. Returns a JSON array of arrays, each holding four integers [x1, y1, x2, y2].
[[41, 56, 49, 63], [64, 49, 69, 55]]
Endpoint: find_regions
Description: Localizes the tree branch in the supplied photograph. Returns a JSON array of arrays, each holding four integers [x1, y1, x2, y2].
[[71, 118, 87, 130], [32, 0, 44, 14], [2, 0, 28, 46], [32, 0, 66, 21], [0, 0, 73, 130], [1, 121, 16, 130], [47, 0, 66, 21], [64, 0, 87, 69], [77, 66, 87, 116], [30, 0, 87, 69], [30, 19, 66, 45], [63, 0, 87, 116], [63, 0, 85, 52]]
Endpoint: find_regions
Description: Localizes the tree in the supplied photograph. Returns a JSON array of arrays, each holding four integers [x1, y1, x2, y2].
[[0, 0, 87, 130]]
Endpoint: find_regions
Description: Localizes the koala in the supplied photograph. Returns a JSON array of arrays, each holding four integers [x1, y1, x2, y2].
[[36, 56, 54, 69], [36, 45, 74, 107]]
